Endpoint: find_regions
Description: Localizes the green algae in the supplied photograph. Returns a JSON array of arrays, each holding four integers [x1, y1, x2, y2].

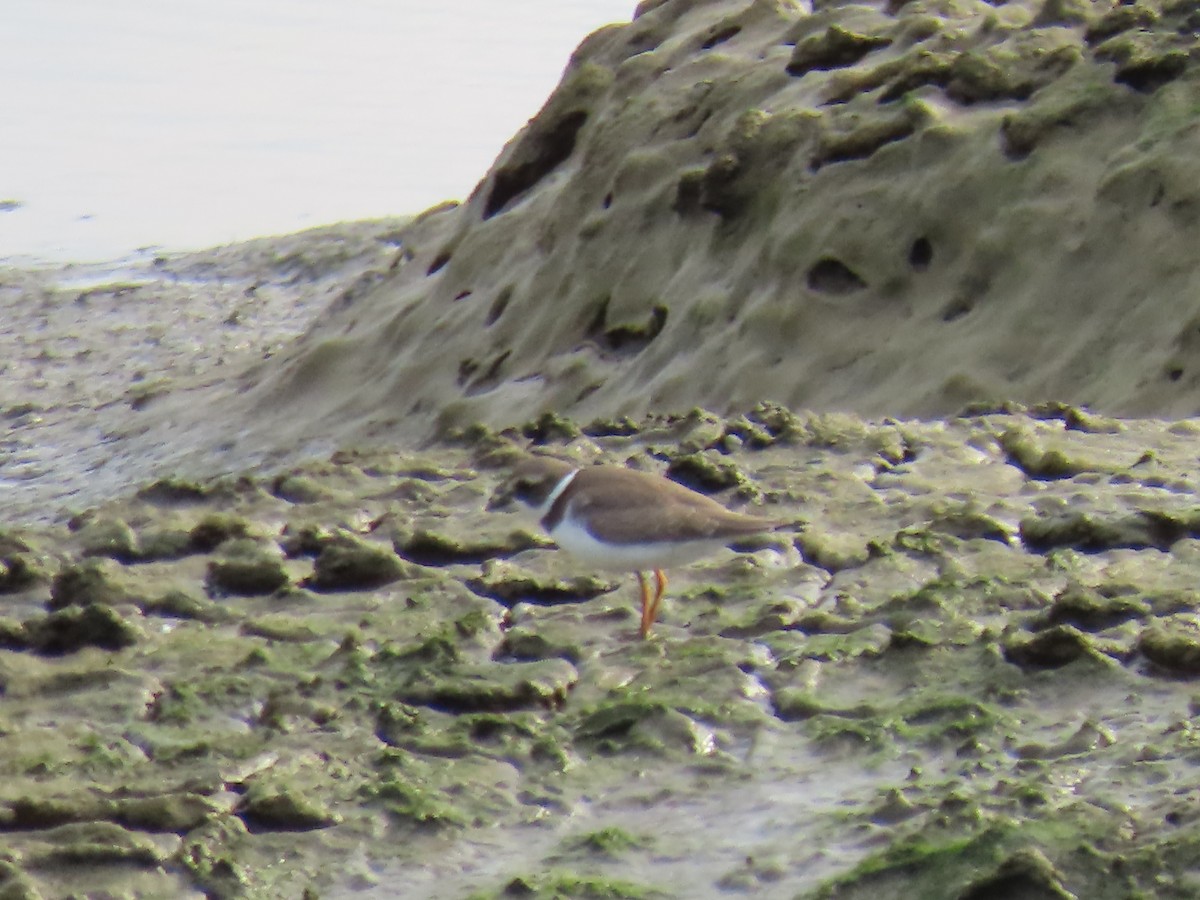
[[9, 414, 1200, 895], [307, 537, 412, 590], [179, 817, 252, 897], [397, 658, 578, 713], [1139, 620, 1200, 676], [73, 516, 140, 563], [569, 826, 649, 858], [22, 604, 141, 655], [366, 776, 472, 827], [203, 536, 291, 594], [188, 512, 253, 552], [238, 782, 341, 831], [488, 871, 660, 900], [48, 559, 135, 610], [0, 548, 47, 594]]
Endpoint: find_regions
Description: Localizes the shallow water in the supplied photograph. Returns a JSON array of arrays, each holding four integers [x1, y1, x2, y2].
[[0, 0, 634, 264]]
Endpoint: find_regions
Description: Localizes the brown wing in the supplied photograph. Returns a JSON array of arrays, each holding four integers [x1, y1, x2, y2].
[[571, 466, 777, 544]]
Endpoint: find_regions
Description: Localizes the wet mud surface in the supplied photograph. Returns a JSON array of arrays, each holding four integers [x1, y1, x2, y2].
[[0, 219, 409, 525], [4, 404, 1200, 897]]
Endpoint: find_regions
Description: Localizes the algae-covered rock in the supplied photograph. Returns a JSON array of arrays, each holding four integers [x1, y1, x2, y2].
[[960, 847, 1075, 900], [574, 698, 715, 756], [0, 552, 47, 594], [136, 477, 212, 505], [3, 794, 107, 828], [134, 526, 194, 561], [237, 783, 340, 831], [1041, 583, 1149, 631], [48, 558, 134, 610], [141, 589, 233, 623], [23, 603, 141, 654], [240, 615, 324, 643], [1013, 720, 1114, 761], [945, 30, 1081, 105], [1002, 624, 1094, 668], [795, 529, 871, 572], [926, 504, 1012, 543], [399, 659, 578, 712], [521, 410, 583, 444], [375, 701, 426, 748], [772, 688, 875, 723], [1000, 428, 1102, 480], [498, 872, 657, 899], [179, 817, 251, 897], [365, 777, 470, 828], [188, 512, 253, 553], [786, 24, 892, 79], [205, 539, 289, 596], [497, 627, 585, 664], [113, 793, 217, 833], [0, 860, 41, 900], [466, 560, 615, 608], [1094, 30, 1188, 93], [719, 599, 808, 639], [665, 452, 748, 494], [74, 516, 140, 562], [308, 537, 412, 590], [392, 526, 543, 566], [270, 472, 331, 503], [0, 617, 26, 649], [1139, 618, 1200, 676], [772, 623, 894, 663], [1020, 508, 1200, 553], [278, 521, 339, 558], [30, 820, 171, 865]]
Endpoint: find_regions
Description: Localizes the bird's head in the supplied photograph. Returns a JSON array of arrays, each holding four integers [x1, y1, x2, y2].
[[487, 455, 577, 517]]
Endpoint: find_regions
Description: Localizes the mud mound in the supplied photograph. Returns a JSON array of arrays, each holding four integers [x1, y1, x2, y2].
[[141, 0, 1200, 464]]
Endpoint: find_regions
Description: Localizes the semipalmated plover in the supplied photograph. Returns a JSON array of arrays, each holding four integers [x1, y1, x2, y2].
[[489, 455, 779, 638]]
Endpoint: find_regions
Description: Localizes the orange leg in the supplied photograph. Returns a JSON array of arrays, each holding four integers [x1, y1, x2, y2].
[[637, 571, 653, 638], [638, 569, 669, 639]]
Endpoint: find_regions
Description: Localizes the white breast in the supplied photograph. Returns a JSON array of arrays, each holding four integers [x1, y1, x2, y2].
[[549, 512, 729, 572]]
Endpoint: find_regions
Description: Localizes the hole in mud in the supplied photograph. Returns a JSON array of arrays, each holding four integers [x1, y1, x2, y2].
[[464, 577, 612, 608], [1115, 57, 1187, 94], [908, 237, 933, 271], [786, 33, 892, 78], [999, 121, 1035, 162], [602, 192, 613, 209], [700, 23, 741, 50], [426, 250, 452, 275], [457, 358, 478, 387], [1167, 366, 1184, 382], [585, 297, 669, 355], [575, 383, 602, 402], [486, 286, 514, 326], [483, 110, 589, 219], [453, 290, 472, 301], [806, 258, 867, 295], [941, 297, 973, 322], [626, 30, 660, 53], [811, 119, 916, 168], [396, 533, 535, 567], [464, 350, 512, 395]]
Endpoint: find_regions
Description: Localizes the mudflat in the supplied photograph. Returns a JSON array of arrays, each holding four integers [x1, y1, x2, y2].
[[3, 370, 1200, 895]]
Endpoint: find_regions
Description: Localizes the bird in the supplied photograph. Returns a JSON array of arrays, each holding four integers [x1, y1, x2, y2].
[[488, 455, 780, 638]]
